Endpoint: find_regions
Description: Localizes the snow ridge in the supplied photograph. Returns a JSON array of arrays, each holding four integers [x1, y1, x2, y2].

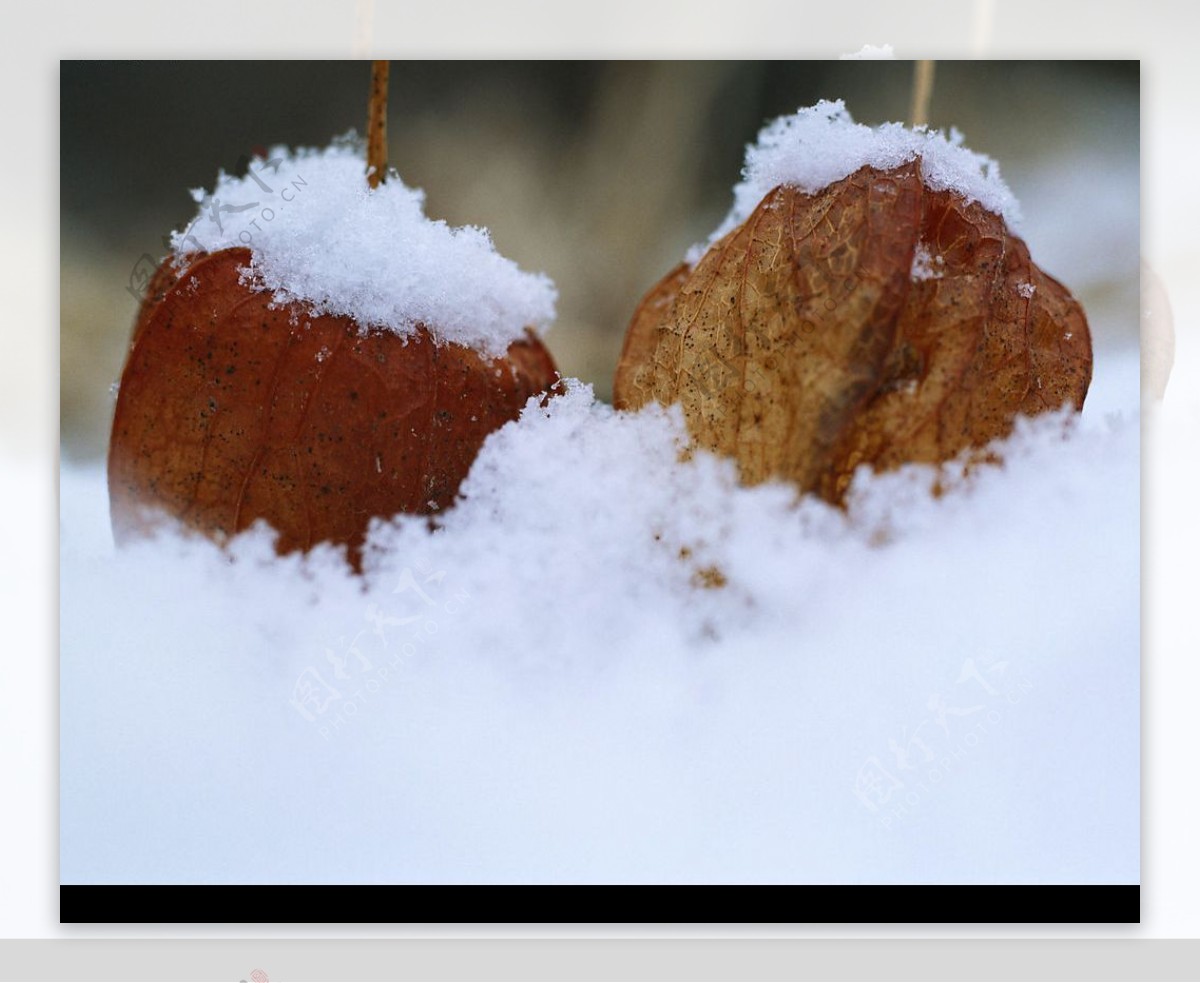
[[171, 139, 557, 357], [690, 99, 1021, 263]]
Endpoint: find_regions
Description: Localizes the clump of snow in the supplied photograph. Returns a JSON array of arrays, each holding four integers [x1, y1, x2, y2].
[[910, 241, 944, 281], [839, 44, 895, 59], [61, 366, 1138, 885], [689, 100, 1021, 263], [170, 138, 557, 358]]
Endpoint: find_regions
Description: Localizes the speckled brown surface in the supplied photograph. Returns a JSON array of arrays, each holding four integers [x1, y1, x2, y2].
[[108, 248, 559, 565], [614, 163, 1093, 502]]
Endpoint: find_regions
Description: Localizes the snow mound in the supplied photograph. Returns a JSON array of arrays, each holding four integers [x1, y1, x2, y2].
[[691, 99, 1021, 262], [170, 138, 557, 357], [60, 378, 1138, 885]]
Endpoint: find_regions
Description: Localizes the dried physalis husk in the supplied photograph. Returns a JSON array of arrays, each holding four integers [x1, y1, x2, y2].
[[613, 162, 1092, 502], [109, 247, 558, 567]]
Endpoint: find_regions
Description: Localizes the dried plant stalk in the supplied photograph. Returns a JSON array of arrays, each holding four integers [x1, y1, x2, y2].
[[910, 60, 936, 128], [367, 59, 389, 188]]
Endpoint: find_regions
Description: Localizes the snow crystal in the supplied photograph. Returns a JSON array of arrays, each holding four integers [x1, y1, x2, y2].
[[1018, 281, 1037, 299], [170, 139, 557, 358], [910, 241, 944, 281], [690, 100, 1022, 262]]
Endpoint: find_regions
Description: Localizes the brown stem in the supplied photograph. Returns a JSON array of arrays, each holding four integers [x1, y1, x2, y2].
[[909, 60, 935, 128], [367, 59, 389, 188]]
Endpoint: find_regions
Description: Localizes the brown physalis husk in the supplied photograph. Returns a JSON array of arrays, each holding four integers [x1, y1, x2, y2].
[[613, 162, 1092, 503], [109, 247, 558, 567]]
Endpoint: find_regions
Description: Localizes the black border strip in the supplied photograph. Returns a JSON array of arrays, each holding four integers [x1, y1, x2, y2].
[[60, 884, 1140, 924]]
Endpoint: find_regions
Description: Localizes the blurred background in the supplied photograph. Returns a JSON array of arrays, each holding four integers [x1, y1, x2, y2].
[[60, 60, 1139, 460]]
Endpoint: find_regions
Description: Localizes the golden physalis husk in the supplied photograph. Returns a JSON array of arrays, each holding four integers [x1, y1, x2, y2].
[[613, 161, 1093, 502]]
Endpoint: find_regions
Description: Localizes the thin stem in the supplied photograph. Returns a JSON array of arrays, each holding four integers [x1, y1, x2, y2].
[[909, 60, 936, 128], [367, 59, 389, 188]]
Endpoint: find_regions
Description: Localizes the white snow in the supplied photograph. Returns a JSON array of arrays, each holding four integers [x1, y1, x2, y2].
[[60, 359, 1139, 885], [689, 100, 1021, 263], [910, 241, 944, 281], [170, 138, 557, 357]]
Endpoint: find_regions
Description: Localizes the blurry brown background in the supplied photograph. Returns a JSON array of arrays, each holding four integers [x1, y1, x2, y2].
[[60, 61, 1138, 460]]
